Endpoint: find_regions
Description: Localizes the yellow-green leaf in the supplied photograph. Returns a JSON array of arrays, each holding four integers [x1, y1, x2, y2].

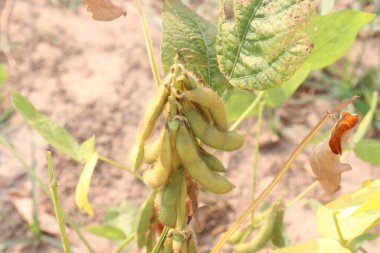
[[12, 92, 82, 162], [81, 136, 96, 163], [217, 0, 313, 90], [75, 152, 99, 216], [162, 0, 229, 95], [317, 180, 380, 241], [354, 139, 380, 165], [86, 225, 126, 240], [269, 238, 351, 253], [304, 10, 376, 70], [352, 184, 380, 216]]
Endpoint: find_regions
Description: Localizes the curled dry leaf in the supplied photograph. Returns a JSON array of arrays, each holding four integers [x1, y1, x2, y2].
[[329, 112, 359, 154], [310, 112, 359, 193], [86, 0, 126, 21]]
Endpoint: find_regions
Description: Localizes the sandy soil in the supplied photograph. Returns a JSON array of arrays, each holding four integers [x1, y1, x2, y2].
[[0, 0, 379, 253]]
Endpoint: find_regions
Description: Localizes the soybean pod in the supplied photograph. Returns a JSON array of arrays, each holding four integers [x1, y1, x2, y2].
[[200, 150, 226, 172], [227, 225, 253, 245], [143, 127, 174, 189], [162, 237, 174, 253], [234, 202, 279, 253], [187, 237, 199, 253], [271, 206, 286, 247], [131, 83, 170, 172], [185, 85, 228, 131], [158, 170, 183, 228], [136, 191, 156, 248], [176, 124, 234, 194], [182, 102, 245, 151], [144, 129, 165, 164]]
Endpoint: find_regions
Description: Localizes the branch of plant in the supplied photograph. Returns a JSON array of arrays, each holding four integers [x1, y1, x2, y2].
[[98, 155, 143, 182], [333, 210, 345, 246], [0, 136, 95, 253], [46, 151, 71, 253], [133, 0, 162, 87], [113, 234, 135, 253], [211, 96, 359, 252], [229, 92, 264, 131], [250, 101, 265, 224], [151, 226, 169, 253], [285, 180, 319, 209]]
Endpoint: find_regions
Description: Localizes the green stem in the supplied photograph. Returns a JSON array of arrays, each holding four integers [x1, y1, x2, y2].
[[98, 155, 143, 181], [332, 211, 345, 246], [0, 136, 95, 253], [250, 101, 265, 224], [46, 151, 71, 253], [285, 180, 319, 209], [30, 135, 41, 239], [211, 96, 359, 252], [133, 0, 161, 87], [151, 227, 169, 253], [113, 234, 135, 253], [229, 92, 264, 131]]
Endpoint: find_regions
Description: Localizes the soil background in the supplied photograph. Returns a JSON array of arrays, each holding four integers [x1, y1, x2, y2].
[[0, 0, 379, 252]]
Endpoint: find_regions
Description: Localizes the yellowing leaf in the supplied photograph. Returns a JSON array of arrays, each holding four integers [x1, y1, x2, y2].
[[317, 180, 380, 241], [81, 136, 96, 162], [217, 0, 314, 90], [310, 112, 358, 193], [86, 0, 126, 21], [75, 152, 99, 216], [269, 238, 351, 253], [352, 187, 380, 216]]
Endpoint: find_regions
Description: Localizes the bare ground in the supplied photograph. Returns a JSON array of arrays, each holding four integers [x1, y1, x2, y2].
[[0, 1, 379, 252]]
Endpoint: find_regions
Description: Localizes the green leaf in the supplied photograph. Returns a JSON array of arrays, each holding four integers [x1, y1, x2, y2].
[[348, 233, 380, 251], [0, 64, 7, 86], [162, 0, 228, 94], [86, 225, 126, 241], [269, 238, 351, 253], [354, 139, 380, 165], [81, 136, 96, 162], [265, 69, 310, 108], [352, 91, 378, 145], [319, 0, 335, 15], [225, 90, 258, 121], [217, 0, 313, 91], [317, 180, 380, 241], [304, 10, 376, 70], [12, 92, 82, 162], [75, 152, 98, 216], [104, 200, 138, 236]]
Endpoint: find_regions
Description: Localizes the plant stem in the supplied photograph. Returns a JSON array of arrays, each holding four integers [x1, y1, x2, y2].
[[114, 234, 135, 253], [211, 96, 359, 252], [0, 136, 95, 253], [151, 226, 169, 253], [0, 135, 50, 195], [332, 211, 345, 246], [98, 155, 143, 181], [229, 91, 264, 131], [250, 101, 265, 224], [285, 180, 319, 209], [46, 151, 71, 253], [31, 157, 41, 239], [133, 0, 161, 87]]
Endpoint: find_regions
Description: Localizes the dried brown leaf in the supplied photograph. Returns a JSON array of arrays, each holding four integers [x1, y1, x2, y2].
[[86, 0, 126, 21], [310, 112, 359, 193], [329, 112, 359, 154]]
